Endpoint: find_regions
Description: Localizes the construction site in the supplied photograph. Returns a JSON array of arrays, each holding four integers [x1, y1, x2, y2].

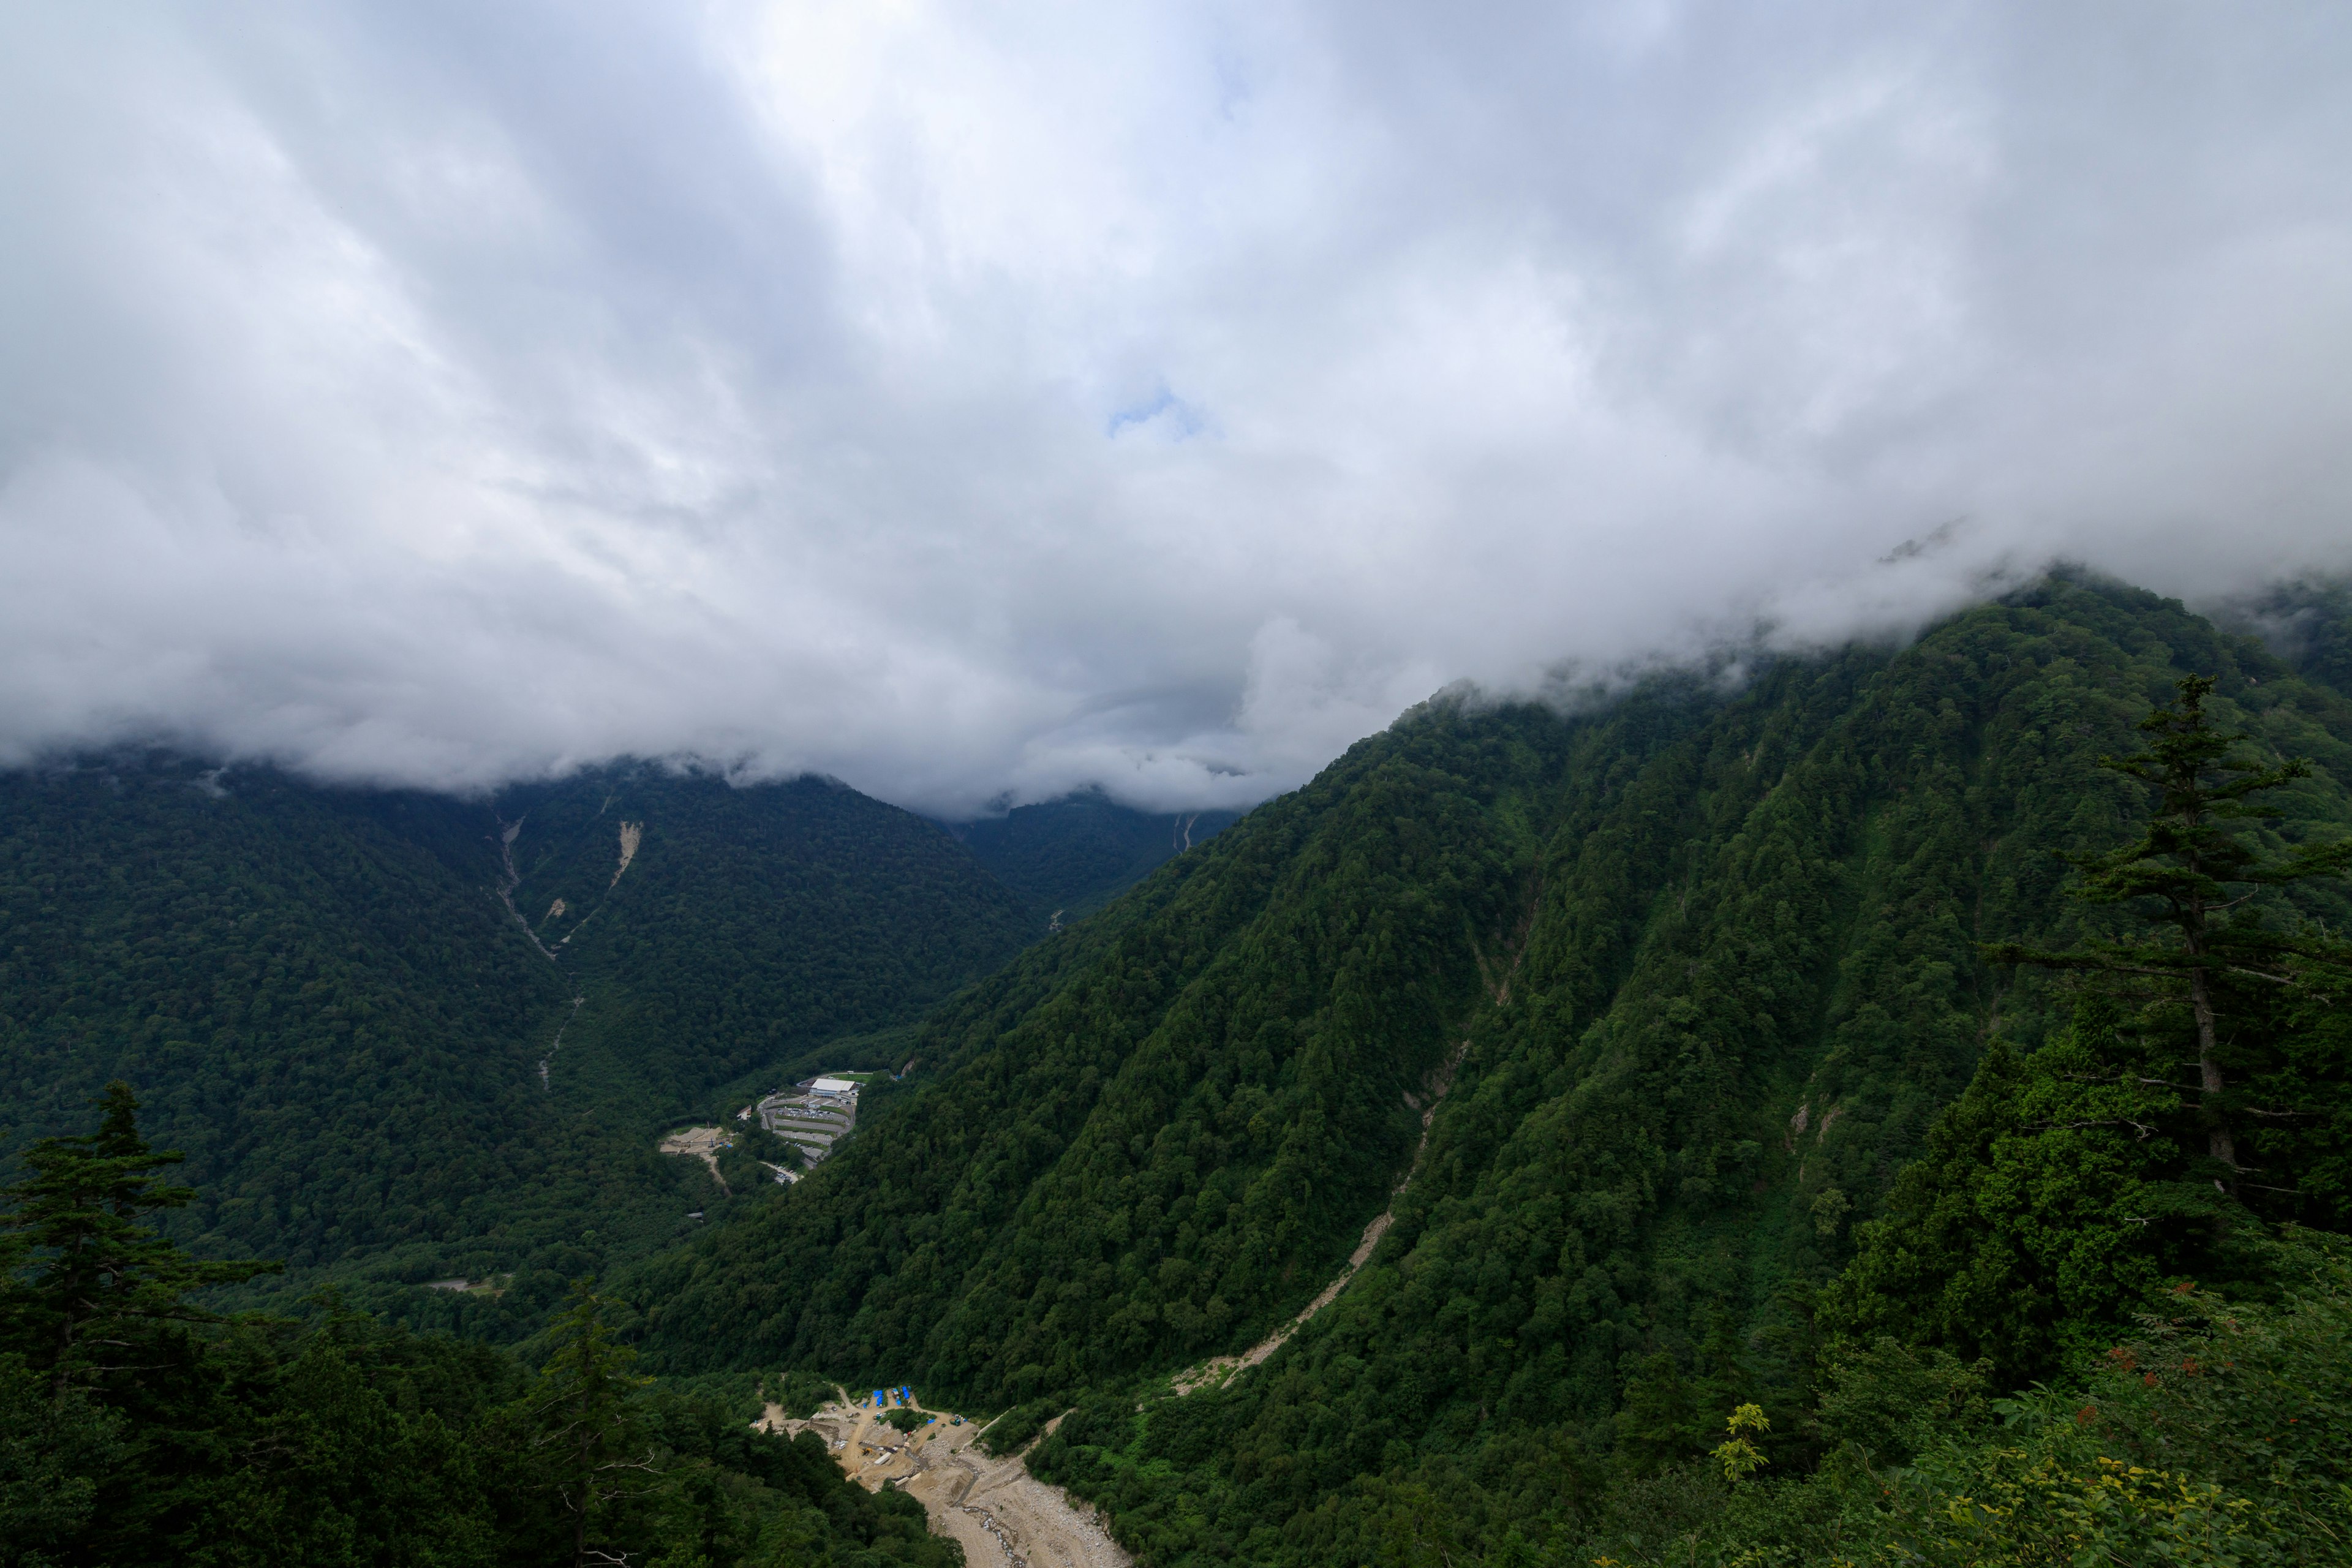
[[742, 1072, 862, 1166], [760, 1387, 1127, 1568]]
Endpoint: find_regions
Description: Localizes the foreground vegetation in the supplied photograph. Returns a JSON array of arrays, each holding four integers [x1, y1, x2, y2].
[[1030, 1234, 2351, 1566], [0, 1084, 959, 1568]]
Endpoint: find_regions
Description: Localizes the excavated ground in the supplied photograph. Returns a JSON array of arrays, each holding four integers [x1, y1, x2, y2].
[[761, 1395, 1129, 1568], [657, 1125, 731, 1193]]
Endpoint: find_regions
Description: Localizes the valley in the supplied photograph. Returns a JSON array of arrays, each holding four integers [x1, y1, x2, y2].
[[6, 573, 2352, 1566], [0, 763, 1225, 1332]]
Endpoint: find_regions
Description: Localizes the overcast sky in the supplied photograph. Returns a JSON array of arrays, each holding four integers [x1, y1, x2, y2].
[[4, 2, 2350, 815]]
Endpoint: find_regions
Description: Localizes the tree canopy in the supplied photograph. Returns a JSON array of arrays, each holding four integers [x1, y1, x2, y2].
[[1, 1087, 962, 1568]]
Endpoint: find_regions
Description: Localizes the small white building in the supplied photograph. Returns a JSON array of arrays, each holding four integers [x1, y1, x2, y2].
[[812, 1076, 858, 1095]]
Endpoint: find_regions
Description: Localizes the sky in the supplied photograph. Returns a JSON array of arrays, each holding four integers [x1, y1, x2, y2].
[[4, 2, 2350, 816]]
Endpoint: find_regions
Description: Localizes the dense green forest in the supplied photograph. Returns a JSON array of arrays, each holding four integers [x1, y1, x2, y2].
[[500, 767, 1031, 1102], [951, 793, 1238, 925], [0, 1084, 958, 1568], [0, 758, 1039, 1329], [627, 576, 2352, 1564]]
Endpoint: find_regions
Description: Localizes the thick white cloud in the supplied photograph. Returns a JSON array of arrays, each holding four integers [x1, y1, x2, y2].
[[2, 1, 2349, 813]]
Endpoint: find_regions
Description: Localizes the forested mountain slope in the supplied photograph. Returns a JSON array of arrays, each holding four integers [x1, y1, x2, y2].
[[0, 758, 1031, 1325], [628, 576, 2352, 1562], [2241, 573, 2352, 701], [494, 766, 1030, 1129], [951, 793, 1240, 925]]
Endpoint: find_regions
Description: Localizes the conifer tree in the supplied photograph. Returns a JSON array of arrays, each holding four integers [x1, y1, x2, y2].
[[524, 1280, 660, 1567], [0, 1081, 277, 1395], [1987, 674, 2352, 1191], [1831, 679, 2352, 1379]]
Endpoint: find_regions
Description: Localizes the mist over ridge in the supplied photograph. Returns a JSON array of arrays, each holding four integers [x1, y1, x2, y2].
[[4, 2, 2350, 816]]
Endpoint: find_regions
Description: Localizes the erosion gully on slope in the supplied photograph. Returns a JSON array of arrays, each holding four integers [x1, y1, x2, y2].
[[494, 816, 561, 962], [1170, 1034, 1471, 1397], [496, 813, 637, 1088], [1171, 883, 1532, 1396]]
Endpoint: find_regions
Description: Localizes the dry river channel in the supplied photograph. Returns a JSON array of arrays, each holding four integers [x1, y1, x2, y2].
[[760, 1395, 1129, 1568]]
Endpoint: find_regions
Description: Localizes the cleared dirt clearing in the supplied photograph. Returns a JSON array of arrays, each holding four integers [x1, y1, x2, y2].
[[765, 1394, 1128, 1568], [656, 1125, 730, 1193]]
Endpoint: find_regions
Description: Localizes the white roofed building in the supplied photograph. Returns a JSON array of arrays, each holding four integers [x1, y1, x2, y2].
[[756, 1072, 861, 1165]]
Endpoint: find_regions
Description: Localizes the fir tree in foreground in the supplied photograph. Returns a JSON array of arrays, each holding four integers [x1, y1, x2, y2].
[[0, 1085, 963, 1568], [1989, 674, 2352, 1196], [1827, 675, 2352, 1384], [1, 1081, 279, 1398]]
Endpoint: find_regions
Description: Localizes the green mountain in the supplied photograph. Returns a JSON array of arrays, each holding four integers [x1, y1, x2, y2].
[[625, 576, 2352, 1563], [494, 766, 1031, 1118], [949, 793, 1239, 927], [0, 760, 1032, 1326], [2237, 573, 2352, 701]]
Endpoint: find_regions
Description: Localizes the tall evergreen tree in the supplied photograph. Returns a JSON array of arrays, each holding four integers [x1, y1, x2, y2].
[[1988, 674, 2352, 1196], [0, 1081, 276, 1395], [522, 1282, 661, 1568], [1831, 676, 2352, 1381]]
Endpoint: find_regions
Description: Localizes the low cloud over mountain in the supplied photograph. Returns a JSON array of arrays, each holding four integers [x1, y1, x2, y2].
[[4, 2, 2350, 812]]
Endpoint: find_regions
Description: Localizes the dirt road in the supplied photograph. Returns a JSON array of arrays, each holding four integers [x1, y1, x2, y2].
[[1173, 1038, 1471, 1396], [657, 1125, 731, 1193], [765, 1395, 1128, 1568]]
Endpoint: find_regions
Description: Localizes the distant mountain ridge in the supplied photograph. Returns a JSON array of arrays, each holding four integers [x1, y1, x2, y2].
[[948, 791, 1240, 926], [0, 755, 1223, 1330]]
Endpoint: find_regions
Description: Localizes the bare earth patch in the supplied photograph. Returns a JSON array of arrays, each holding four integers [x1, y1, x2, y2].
[[766, 1395, 1129, 1568], [657, 1125, 730, 1194]]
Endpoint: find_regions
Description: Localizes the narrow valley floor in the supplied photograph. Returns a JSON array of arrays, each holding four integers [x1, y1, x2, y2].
[[764, 1395, 1131, 1568]]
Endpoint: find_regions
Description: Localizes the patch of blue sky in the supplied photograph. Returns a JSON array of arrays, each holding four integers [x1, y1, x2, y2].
[[1106, 385, 1207, 440]]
